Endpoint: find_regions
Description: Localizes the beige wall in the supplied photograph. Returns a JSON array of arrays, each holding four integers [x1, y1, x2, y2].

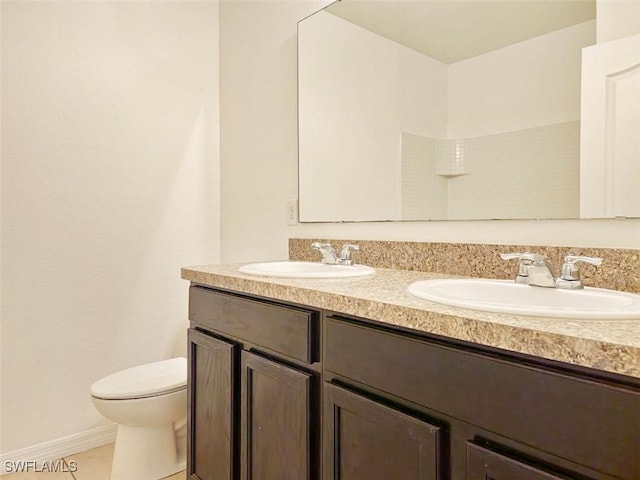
[[288, 218, 640, 249], [219, 0, 331, 263], [1, 1, 219, 455], [298, 10, 448, 221], [597, 0, 640, 43], [447, 21, 593, 137]]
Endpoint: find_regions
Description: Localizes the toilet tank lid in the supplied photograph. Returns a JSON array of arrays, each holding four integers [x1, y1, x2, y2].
[[90, 357, 187, 399]]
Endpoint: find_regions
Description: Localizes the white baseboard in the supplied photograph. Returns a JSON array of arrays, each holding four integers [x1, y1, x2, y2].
[[0, 424, 117, 476]]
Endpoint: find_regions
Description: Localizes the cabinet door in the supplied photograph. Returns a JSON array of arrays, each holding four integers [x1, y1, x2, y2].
[[467, 443, 568, 480], [188, 329, 239, 480], [324, 383, 441, 480], [241, 351, 314, 480]]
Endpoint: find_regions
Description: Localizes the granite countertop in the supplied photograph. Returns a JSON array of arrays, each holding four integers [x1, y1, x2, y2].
[[182, 263, 640, 379]]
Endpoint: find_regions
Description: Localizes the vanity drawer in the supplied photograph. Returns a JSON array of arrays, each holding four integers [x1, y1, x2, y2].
[[324, 316, 640, 479], [466, 443, 568, 480], [189, 286, 319, 363]]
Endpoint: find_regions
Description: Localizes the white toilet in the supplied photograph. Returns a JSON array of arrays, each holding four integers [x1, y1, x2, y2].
[[90, 357, 187, 480]]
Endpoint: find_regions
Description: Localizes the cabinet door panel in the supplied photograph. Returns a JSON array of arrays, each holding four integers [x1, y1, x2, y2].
[[467, 443, 569, 480], [324, 383, 441, 480], [241, 351, 313, 480], [188, 329, 238, 480]]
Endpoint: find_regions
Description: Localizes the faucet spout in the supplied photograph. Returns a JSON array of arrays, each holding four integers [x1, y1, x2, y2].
[[526, 263, 556, 288], [311, 242, 338, 264]]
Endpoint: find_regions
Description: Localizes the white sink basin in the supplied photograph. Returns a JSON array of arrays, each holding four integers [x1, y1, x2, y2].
[[239, 261, 375, 279], [407, 278, 640, 320]]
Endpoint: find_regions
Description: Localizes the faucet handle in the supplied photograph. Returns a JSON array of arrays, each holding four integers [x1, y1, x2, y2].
[[500, 252, 545, 284], [339, 244, 360, 265], [557, 255, 603, 289], [499, 252, 522, 261], [563, 254, 603, 267], [500, 252, 547, 265], [311, 242, 331, 250]]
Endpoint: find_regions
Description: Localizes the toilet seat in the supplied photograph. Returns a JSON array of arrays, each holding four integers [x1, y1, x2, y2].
[[90, 357, 187, 400]]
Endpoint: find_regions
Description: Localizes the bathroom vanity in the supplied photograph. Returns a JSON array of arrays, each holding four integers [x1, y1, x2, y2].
[[183, 265, 639, 480]]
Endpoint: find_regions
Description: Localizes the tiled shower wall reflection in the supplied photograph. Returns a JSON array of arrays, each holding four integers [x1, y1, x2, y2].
[[400, 134, 447, 220], [400, 121, 580, 220]]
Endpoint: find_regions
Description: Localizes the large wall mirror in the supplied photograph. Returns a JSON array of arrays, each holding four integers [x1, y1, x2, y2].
[[298, 0, 640, 222]]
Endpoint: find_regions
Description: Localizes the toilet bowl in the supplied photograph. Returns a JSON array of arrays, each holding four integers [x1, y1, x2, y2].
[[90, 357, 187, 480]]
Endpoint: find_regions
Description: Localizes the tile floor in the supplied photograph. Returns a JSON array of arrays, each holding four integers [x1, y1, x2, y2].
[[3, 444, 185, 479]]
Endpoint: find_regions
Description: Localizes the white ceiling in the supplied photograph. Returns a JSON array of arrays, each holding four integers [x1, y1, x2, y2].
[[327, 0, 597, 64]]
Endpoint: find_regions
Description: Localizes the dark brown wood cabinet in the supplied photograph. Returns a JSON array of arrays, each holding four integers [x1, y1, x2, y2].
[[187, 285, 639, 480], [187, 286, 321, 480], [323, 315, 639, 480], [188, 286, 319, 364], [241, 351, 313, 480], [466, 444, 567, 480], [324, 383, 441, 480], [187, 329, 238, 480]]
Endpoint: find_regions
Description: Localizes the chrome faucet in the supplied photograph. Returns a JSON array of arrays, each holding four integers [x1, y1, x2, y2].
[[311, 242, 338, 264], [311, 242, 360, 266], [501, 252, 602, 289], [500, 252, 556, 287]]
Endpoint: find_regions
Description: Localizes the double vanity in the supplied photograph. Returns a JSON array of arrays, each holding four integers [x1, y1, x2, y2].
[[183, 0, 640, 476], [182, 254, 639, 480]]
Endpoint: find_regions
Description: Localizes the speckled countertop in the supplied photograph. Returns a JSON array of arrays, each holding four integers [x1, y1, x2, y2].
[[182, 264, 640, 379]]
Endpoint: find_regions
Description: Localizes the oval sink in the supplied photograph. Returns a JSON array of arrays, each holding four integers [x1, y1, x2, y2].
[[407, 278, 640, 320], [239, 261, 375, 279]]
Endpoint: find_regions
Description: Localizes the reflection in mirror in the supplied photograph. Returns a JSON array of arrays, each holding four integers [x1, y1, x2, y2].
[[581, 32, 640, 219], [298, 1, 597, 222]]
